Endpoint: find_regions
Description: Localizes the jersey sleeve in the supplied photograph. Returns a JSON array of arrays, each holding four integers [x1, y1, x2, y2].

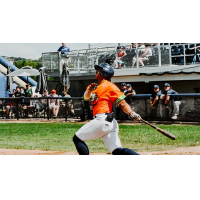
[[108, 84, 126, 104]]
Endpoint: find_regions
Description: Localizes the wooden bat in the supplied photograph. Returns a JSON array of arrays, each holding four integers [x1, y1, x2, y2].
[[140, 119, 176, 140]]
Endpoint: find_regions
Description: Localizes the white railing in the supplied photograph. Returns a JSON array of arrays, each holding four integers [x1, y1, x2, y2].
[[42, 43, 200, 76]]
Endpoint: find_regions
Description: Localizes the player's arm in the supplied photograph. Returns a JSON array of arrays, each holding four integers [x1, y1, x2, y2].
[[152, 96, 159, 106], [127, 91, 136, 96], [83, 83, 97, 101], [118, 100, 141, 121]]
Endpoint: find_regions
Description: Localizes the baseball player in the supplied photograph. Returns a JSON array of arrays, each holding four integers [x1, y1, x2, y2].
[[73, 63, 141, 155], [161, 83, 181, 120]]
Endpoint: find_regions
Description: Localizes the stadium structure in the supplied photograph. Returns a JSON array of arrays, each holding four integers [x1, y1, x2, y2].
[[1, 43, 200, 97]]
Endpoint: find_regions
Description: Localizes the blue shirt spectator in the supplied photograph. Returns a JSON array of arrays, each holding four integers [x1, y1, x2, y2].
[[58, 43, 70, 55]]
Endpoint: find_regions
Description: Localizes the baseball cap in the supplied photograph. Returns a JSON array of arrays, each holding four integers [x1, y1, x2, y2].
[[51, 89, 56, 93], [164, 83, 170, 87], [154, 85, 159, 89], [121, 83, 126, 86], [126, 84, 132, 87]]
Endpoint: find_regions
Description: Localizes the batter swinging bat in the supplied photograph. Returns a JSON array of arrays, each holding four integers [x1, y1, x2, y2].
[[140, 119, 176, 140]]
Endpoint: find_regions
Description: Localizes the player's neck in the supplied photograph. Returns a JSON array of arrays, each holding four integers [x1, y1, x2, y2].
[[98, 78, 108, 85]]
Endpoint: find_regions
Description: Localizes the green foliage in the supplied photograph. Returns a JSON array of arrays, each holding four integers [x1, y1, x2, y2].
[[0, 123, 200, 153], [14, 60, 42, 69]]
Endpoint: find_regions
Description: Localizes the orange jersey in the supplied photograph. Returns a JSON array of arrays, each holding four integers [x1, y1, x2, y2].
[[86, 80, 126, 116]]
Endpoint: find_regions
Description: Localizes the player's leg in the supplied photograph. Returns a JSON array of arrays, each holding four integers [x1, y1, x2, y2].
[[101, 119, 139, 155], [73, 115, 113, 155], [73, 135, 89, 155]]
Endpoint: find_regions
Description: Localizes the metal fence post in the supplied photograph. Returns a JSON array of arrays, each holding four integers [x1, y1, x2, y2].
[[158, 43, 161, 67], [65, 98, 68, 122], [47, 98, 49, 120], [136, 43, 139, 68], [16, 98, 19, 120], [169, 44, 172, 65], [77, 50, 80, 73]]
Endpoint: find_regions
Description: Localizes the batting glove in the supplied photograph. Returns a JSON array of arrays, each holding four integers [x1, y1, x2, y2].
[[88, 83, 98, 92], [129, 111, 141, 121]]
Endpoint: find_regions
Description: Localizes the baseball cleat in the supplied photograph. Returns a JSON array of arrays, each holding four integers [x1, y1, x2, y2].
[[171, 115, 177, 120]]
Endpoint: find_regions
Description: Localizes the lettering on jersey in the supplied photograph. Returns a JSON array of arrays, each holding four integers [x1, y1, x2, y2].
[[91, 93, 98, 106]]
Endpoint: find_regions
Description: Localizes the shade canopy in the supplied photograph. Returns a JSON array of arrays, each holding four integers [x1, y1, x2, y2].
[[7, 66, 40, 77]]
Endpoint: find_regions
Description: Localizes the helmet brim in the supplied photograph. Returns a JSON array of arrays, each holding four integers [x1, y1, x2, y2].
[[94, 65, 101, 70]]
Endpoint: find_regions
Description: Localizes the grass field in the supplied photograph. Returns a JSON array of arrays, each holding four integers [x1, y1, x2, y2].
[[0, 123, 200, 153]]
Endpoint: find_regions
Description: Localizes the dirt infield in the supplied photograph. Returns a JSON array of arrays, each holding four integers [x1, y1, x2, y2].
[[0, 146, 200, 155]]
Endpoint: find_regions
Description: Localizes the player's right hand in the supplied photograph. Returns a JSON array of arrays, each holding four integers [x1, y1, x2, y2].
[[129, 111, 141, 121], [88, 83, 98, 92]]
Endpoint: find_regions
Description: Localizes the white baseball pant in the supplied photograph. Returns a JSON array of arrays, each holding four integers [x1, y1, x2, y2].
[[75, 113, 122, 153]]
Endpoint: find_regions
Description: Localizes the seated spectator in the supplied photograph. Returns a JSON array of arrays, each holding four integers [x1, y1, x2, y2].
[[132, 44, 145, 67], [125, 84, 136, 97], [41, 90, 49, 115], [6, 93, 15, 118], [138, 44, 153, 67], [19, 87, 25, 96], [161, 83, 181, 120], [14, 86, 22, 97], [13, 89, 16, 95], [49, 89, 59, 117], [24, 84, 33, 97], [150, 85, 162, 109], [130, 43, 136, 49], [117, 47, 127, 69], [59, 91, 75, 117], [121, 83, 127, 94]]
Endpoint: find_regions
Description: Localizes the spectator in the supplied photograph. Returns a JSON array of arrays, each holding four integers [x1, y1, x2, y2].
[[41, 90, 49, 115], [117, 47, 127, 69], [121, 83, 127, 94], [138, 44, 153, 66], [24, 84, 33, 97], [130, 43, 136, 49], [125, 84, 136, 97], [150, 85, 162, 109], [150, 85, 163, 118], [19, 87, 25, 95], [6, 93, 15, 118], [14, 86, 22, 97], [124, 84, 136, 106], [60, 91, 75, 117], [132, 43, 145, 67], [13, 89, 16, 95], [161, 83, 181, 120], [58, 43, 70, 68], [49, 89, 59, 117]]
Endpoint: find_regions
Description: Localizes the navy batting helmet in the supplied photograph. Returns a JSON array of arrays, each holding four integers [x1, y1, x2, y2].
[[94, 63, 114, 78]]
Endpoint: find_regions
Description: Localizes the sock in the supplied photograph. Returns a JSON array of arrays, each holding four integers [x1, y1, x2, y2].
[[73, 135, 89, 155], [112, 147, 140, 155]]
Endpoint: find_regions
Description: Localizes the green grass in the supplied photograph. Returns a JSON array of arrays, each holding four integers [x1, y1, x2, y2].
[[0, 123, 200, 153]]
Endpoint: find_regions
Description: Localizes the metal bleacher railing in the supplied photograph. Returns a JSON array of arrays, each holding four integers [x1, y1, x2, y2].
[[41, 43, 200, 75], [1, 94, 200, 122]]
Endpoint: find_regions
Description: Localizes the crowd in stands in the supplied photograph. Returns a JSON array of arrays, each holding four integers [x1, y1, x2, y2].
[[114, 43, 200, 68], [3, 85, 74, 119]]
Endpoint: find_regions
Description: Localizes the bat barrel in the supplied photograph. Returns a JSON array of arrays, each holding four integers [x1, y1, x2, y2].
[[140, 119, 176, 140]]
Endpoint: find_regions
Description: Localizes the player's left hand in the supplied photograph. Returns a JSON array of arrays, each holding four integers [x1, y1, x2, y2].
[[88, 83, 98, 92], [129, 111, 141, 121]]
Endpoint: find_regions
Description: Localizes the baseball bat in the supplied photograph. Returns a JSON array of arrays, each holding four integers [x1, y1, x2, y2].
[[140, 119, 175, 140]]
